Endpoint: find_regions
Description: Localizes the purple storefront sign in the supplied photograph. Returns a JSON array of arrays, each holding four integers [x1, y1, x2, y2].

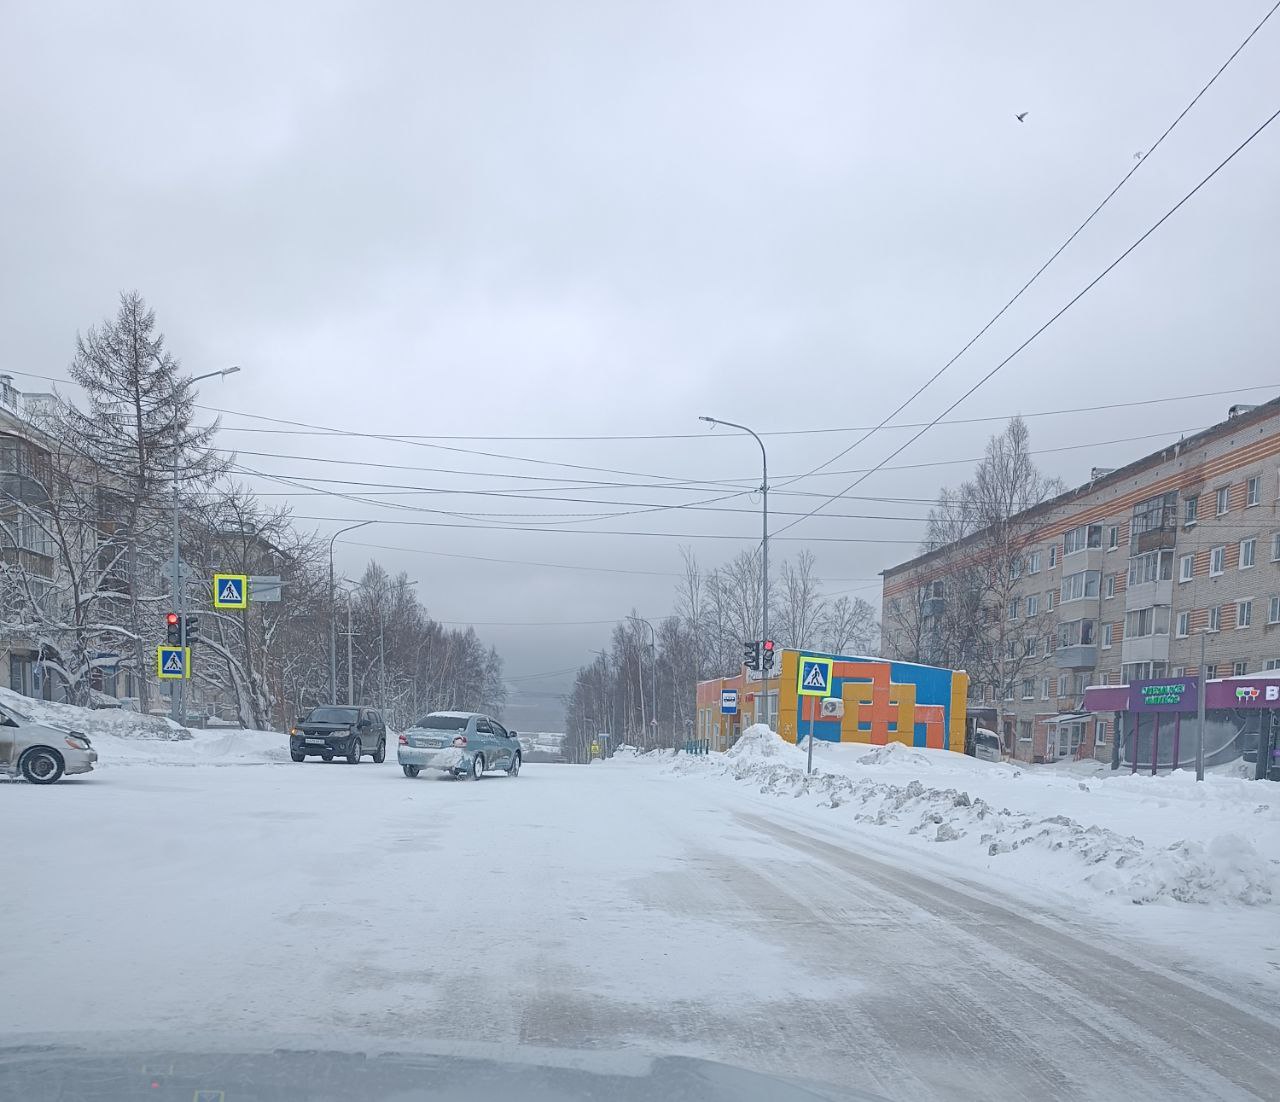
[[1127, 678, 1197, 712], [1206, 678, 1280, 709]]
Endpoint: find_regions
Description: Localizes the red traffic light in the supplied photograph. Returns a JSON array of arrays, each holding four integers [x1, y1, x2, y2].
[[763, 639, 775, 650], [166, 613, 179, 626]]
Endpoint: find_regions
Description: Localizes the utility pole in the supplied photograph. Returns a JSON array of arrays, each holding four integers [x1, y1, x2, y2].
[[169, 366, 240, 723], [1196, 630, 1207, 781], [328, 521, 372, 704], [345, 594, 356, 705], [699, 416, 768, 722]]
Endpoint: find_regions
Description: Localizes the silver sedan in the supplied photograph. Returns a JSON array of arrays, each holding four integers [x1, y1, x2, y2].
[[398, 711, 521, 780]]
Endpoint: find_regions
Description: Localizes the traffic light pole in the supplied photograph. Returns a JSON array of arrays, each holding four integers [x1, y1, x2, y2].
[[170, 444, 184, 723], [699, 416, 769, 727]]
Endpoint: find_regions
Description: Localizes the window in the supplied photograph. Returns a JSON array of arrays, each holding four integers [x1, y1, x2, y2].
[[1058, 674, 1069, 697], [1005, 638, 1017, 660], [1107, 525, 1119, 550], [1234, 661, 1248, 677], [1216, 486, 1229, 515], [1009, 557, 1024, 580], [1046, 589, 1056, 611], [1248, 476, 1260, 507], [1210, 547, 1225, 576], [1176, 611, 1190, 638], [1271, 596, 1280, 624], [1132, 492, 1177, 535], [1028, 551, 1041, 575], [1238, 599, 1253, 628], [1003, 683, 1014, 701], [1048, 544, 1058, 568], [1206, 664, 1218, 679], [1073, 672, 1088, 696], [1241, 538, 1256, 569], [1061, 570, 1100, 602], [1105, 574, 1116, 599], [1095, 719, 1107, 746], [1180, 554, 1194, 583], [1026, 594, 1039, 617], [1209, 606, 1222, 632], [1064, 524, 1103, 554], [1023, 636, 1038, 658], [1266, 659, 1280, 671], [1044, 629, 1055, 654], [1102, 623, 1114, 648], [1273, 533, 1280, 562], [1058, 618, 1096, 648], [1022, 678, 1035, 699], [1041, 677, 1052, 700], [1018, 721, 1033, 743], [1125, 606, 1170, 638], [1172, 666, 1186, 677], [1184, 495, 1198, 526], [1007, 598, 1020, 621], [1128, 550, 1173, 586]]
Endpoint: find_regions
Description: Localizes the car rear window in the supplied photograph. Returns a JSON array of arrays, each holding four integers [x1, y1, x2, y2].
[[306, 707, 359, 723], [415, 715, 470, 731]]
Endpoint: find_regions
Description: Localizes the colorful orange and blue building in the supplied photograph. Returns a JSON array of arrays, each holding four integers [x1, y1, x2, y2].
[[695, 649, 968, 753]]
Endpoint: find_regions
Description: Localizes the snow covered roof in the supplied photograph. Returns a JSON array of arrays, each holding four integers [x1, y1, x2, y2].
[[425, 710, 486, 719]]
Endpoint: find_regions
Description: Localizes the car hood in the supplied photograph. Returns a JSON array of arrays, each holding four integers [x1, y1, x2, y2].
[[0, 1033, 887, 1102]]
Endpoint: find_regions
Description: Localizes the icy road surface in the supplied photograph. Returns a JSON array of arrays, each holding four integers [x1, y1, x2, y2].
[[4, 755, 1280, 1101]]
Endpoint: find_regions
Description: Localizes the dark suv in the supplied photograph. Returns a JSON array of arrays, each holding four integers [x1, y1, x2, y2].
[[290, 706, 387, 764]]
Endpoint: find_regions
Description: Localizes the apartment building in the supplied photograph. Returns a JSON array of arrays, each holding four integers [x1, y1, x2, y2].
[[881, 397, 1280, 764]]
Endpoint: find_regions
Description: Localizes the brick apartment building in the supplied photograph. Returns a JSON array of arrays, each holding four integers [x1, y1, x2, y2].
[[881, 397, 1280, 763]]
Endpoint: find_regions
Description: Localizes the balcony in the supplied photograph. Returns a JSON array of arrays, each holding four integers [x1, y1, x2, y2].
[[1126, 578, 1172, 611], [1055, 644, 1097, 670], [1134, 527, 1177, 554]]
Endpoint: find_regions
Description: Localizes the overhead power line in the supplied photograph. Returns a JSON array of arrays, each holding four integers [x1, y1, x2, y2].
[[772, 1, 1280, 494], [776, 102, 1280, 537]]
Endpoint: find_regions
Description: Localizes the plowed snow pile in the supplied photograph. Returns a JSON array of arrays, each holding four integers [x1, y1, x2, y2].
[[669, 725, 1279, 907]]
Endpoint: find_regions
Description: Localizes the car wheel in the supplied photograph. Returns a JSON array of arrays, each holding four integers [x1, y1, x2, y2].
[[321, 751, 334, 762], [373, 738, 386, 764], [290, 750, 306, 762], [20, 747, 64, 785], [506, 751, 521, 777], [469, 754, 484, 781], [402, 764, 420, 778], [346, 738, 362, 764]]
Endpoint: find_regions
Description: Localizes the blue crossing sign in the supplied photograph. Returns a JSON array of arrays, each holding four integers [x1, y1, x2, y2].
[[212, 573, 248, 610], [796, 655, 833, 697], [720, 688, 739, 715], [156, 645, 190, 680]]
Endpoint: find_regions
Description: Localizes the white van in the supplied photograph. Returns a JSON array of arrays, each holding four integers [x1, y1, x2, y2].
[[973, 728, 1003, 763]]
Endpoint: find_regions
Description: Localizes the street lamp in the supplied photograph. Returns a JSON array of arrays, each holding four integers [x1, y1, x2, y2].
[[170, 366, 241, 722], [699, 415, 770, 723], [329, 521, 372, 703], [627, 615, 658, 747]]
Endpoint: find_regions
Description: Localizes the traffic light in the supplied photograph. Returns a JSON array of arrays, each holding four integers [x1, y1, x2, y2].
[[761, 639, 776, 670], [742, 640, 761, 670], [184, 614, 201, 645], [165, 612, 181, 646]]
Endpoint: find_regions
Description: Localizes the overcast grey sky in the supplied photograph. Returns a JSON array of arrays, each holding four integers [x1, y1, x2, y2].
[[2, 1, 1278, 726]]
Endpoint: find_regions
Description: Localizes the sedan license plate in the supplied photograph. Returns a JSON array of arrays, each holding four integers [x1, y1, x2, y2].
[[305, 738, 326, 745]]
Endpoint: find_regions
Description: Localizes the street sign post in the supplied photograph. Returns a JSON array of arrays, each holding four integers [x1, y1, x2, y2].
[[797, 656, 834, 774], [249, 575, 282, 602], [720, 688, 739, 715], [212, 573, 249, 610], [156, 645, 190, 680]]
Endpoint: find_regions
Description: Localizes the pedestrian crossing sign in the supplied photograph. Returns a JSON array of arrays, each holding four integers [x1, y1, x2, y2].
[[212, 573, 249, 609], [156, 645, 191, 680], [796, 655, 833, 697]]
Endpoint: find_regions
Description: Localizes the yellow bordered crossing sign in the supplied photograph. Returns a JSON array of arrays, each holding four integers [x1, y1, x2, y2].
[[213, 573, 249, 609], [796, 655, 833, 697], [156, 645, 191, 680]]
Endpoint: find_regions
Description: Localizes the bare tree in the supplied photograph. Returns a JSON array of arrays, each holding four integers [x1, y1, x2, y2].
[[775, 549, 826, 650], [821, 594, 878, 655]]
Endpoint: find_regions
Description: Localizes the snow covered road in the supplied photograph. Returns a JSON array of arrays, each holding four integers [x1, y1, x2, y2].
[[5, 752, 1280, 1101]]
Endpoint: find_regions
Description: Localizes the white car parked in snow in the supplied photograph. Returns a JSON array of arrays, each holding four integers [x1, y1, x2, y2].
[[0, 701, 97, 784]]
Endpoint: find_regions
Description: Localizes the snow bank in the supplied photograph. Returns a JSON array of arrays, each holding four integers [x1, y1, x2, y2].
[[666, 733, 1280, 908], [0, 687, 190, 741]]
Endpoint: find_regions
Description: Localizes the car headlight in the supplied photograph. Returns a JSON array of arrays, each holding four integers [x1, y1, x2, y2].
[[64, 735, 90, 751]]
